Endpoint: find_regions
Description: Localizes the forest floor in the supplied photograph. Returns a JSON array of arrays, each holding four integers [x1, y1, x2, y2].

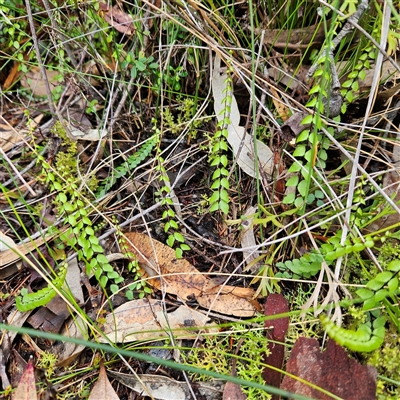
[[1, 1, 400, 399]]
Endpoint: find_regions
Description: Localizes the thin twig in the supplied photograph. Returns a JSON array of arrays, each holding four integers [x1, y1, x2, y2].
[[0, 148, 36, 196], [41, 0, 78, 68], [24, 0, 71, 137], [24, 0, 57, 118]]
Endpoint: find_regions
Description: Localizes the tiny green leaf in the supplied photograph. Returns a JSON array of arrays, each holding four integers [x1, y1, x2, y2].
[[283, 193, 296, 204], [297, 179, 308, 197], [301, 114, 313, 125], [286, 175, 299, 187], [293, 145, 306, 157], [220, 200, 229, 215]]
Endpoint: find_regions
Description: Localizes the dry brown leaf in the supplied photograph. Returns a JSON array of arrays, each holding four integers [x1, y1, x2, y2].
[[54, 316, 87, 367], [68, 127, 108, 141], [12, 358, 37, 400], [63, 257, 84, 305], [124, 232, 258, 317], [0, 234, 57, 279], [0, 125, 27, 152], [107, 371, 224, 400], [8, 350, 26, 389], [20, 67, 62, 97], [3, 60, 21, 90], [99, 3, 135, 35], [99, 298, 218, 343], [0, 347, 10, 389], [27, 296, 69, 334], [88, 362, 119, 400], [280, 112, 309, 143], [0, 113, 43, 152], [269, 86, 291, 121], [259, 19, 327, 49], [223, 381, 247, 400], [6, 309, 31, 346]]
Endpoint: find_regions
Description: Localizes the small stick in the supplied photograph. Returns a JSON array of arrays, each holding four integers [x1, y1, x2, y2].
[[0, 147, 36, 196]]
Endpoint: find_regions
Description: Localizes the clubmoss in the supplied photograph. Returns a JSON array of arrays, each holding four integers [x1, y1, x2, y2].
[[184, 324, 271, 399], [51, 121, 98, 195], [368, 333, 400, 399]]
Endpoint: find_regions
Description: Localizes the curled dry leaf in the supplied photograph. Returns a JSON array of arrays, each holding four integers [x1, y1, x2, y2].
[[45, 262, 87, 367], [27, 295, 69, 334], [124, 232, 259, 317], [0, 232, 17, 252], [64, 107, 108, 141], [212, 55, 274, 178], [64, 257, 84, 305], [98, 298, 218, 343], [68, 127, 108, 141], [6, 309, 31, 346], [280, 111, 309, 143]]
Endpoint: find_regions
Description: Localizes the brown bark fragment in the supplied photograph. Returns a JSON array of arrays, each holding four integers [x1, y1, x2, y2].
[[281, 337, 377, 400], [262, 294, 289, 400]]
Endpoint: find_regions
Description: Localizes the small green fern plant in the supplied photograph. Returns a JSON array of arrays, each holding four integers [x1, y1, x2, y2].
[[113, 221, 152, 300], [153, 127, 190, 258], [340, 44, 377, 111], [97, 136, 157, 198], [276, 252, 324, 279], [37, 123, 125, 296], [283, 54, 335, 212], [207, 65, 233, 215], [278, 240, 399, 353], [320, 253, 400, 353], [275, 227, 375, 280], [278, 230, 400, 353]]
